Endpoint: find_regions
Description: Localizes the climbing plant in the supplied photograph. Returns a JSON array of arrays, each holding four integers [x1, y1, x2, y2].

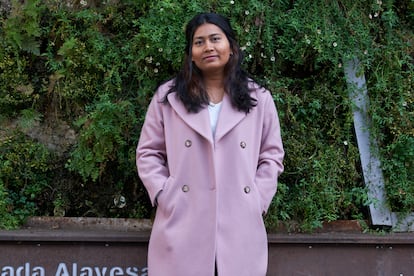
[[0, 0, 412, 231]]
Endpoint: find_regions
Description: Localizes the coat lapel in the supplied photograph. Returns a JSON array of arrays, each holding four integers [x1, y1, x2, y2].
[[215, 93, 246, 142], [167, 93, 213, 144], [167, 92, 247, 144]]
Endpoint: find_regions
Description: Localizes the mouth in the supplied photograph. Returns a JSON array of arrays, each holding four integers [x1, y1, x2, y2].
[[203, 55, 219, 61]]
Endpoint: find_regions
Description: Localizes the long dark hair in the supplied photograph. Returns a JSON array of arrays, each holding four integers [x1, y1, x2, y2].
[[164, 12, 257, 113]]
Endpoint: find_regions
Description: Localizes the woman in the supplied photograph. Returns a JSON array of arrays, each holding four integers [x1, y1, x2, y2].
[[136, 12, 284, 276]]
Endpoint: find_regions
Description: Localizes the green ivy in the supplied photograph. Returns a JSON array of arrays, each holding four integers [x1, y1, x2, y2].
[[0, 131, 52, 228], [66, 94, 137, 182], [0, 0, 412, 231], [0, 181, 20, 230], [367, 18, 414, 214]]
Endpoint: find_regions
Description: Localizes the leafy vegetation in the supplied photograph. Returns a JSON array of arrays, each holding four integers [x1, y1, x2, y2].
[[0, 0, 412, 231], [0, 131, 52, 227]]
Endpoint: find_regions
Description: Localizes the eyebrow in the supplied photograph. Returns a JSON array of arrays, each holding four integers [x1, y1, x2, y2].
[[193, 33, 222, 40]]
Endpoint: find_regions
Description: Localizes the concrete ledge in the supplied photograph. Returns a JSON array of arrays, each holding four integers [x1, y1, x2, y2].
[[0, 217, 151, 242], [23, 216, 153, 231], [0, 228, 151, 243], [269, 232, 414, 245]]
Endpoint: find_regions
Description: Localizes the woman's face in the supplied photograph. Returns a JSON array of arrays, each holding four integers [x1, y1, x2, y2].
[[191, 23, 232, 75]]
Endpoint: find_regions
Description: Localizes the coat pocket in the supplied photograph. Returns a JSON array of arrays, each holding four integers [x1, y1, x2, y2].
[[244, 182, 264, 218], [156, 176, 175, 214]]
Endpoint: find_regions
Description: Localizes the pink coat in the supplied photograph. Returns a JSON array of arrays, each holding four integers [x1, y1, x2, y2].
[[136, 79, 284, 276]]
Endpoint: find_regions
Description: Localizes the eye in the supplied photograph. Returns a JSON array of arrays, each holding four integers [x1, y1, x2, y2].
[[211, 36, 221, 42], [194, 39, 203, 46]]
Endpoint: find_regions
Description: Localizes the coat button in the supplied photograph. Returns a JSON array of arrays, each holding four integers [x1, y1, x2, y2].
[[182, 185, 189, 192], [240, 141, 246, 148], [185, 140, 192, 147], [244, 186, 251, 194]]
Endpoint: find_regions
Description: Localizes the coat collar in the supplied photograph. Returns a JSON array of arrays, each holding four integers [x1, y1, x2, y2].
[[167, 92, 247, 144], [215, 93, 247, 142]]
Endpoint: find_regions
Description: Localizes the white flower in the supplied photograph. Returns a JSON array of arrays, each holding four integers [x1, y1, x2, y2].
[[338, 63, 342, 68], [364, 50, 368, 55], [402, 101, 408, 107], [145, 56, 153, 63], [343, 141, 348, 146], [245, 10, 250, 15], [306, 39, 311, 44], [333, 42, 338, 47], [230, 0, 235, 4], [246, 41, 251, 46], [369, 14, 373, 19], [158, 48, 163, 52], [154, 68, 159, 73], [317, 29, 322, 35], [241, 46, 247, 51], [80, 0, 87, 7], [374, 12, 379, 17], [271, 56, 276, 62]]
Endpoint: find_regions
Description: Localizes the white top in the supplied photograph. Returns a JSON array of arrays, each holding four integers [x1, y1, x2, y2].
[[208, 101, 223, 138]]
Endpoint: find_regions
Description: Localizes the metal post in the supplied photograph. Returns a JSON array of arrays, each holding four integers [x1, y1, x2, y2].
[[344, 58, 392, 227]]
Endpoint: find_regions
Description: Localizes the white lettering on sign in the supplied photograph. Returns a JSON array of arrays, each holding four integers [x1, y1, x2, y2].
[[54, 263, 147, 276], [1, 263, 45, 276], [0, 263, 147, 276]]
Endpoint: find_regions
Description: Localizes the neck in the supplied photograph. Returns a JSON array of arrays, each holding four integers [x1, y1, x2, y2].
[[203, 73, 224, 89], [204, 76, 225, 104]]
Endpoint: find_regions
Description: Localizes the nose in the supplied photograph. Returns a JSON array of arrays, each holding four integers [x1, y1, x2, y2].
[[204, 40, 214, 52]]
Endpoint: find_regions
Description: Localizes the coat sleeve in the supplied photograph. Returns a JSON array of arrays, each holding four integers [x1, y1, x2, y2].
[[136, 92, 169, 206], [255, 91, 285, 214]]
